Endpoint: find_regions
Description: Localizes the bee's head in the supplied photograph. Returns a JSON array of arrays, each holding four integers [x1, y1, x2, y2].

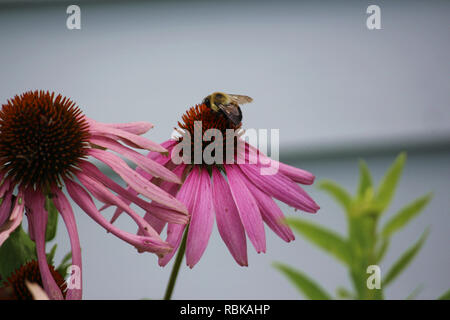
[[203, 92, 228, 112], [202, 95, 211, 108]]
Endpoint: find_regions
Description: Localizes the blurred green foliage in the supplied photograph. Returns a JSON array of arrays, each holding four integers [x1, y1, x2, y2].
[[0, 196, 72, 282], [275, 152, 448, 300]]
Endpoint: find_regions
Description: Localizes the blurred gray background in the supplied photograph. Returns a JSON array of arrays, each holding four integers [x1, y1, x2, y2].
[[0, 0, 449, 299]]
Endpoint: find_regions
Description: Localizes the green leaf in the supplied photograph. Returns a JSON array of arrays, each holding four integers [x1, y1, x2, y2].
[[406, 284, 424, 300], [59, 251, 73, 266], [375, 238, 390, 263], [381, 193, 432, 239], [0, 225, 36, 280], [273, 262, 331, 300], [438, 289, 450, 300], [318, 180, 352, 212], [56, 251, 73, 279], [376, 152, 407, 212], [336, 287, 354, 299], [287, 217, 352, 265], [45, 196, 59, 242], [383, 228, 429, 287], [46, 243, 57, 265], [357, 159, 373, 199]]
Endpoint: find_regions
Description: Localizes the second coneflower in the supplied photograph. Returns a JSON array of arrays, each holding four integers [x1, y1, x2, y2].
[[113, 95, 319, 271], [0, 90, 188, 300]]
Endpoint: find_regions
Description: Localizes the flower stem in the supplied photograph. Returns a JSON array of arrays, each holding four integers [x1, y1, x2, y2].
[[163, 227, 188, 300]]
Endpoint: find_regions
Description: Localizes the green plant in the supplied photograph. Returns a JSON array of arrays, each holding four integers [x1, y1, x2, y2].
[[274, 152, 447, 299]]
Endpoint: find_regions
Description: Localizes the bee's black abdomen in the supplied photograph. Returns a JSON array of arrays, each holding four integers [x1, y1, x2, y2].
[[225, 106, 242, 127]]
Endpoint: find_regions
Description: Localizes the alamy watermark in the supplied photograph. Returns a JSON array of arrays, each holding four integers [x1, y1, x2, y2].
[[366, 5, 381, 30], [171, 122, 280, 175], [65, 265, 81, 290], [366, 265, 381, 289], [66, 5, 81, 30]]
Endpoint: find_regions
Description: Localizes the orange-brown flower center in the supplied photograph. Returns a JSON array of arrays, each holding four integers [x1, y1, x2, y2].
[[177, 104, 242, 165], [2, 260, 66, 300], [0, 90, 90, 188]]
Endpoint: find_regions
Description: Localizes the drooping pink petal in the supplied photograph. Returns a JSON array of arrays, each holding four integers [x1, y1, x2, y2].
[[109, 143, 176, 219], [51, 187, 83, 300], [138, 202, 186, 228], [224, 165, 266, 253], [0, 188, 13, 227], [239, 141, 315, 185], [0, 188, 25, 246], [137, 139, 179, 180], [211, 167, 248, 266], [90, 120, 154, 135], [89, 135, 180, 184], [140, 164, 186, 230], [138, 214, 166, 236], [24, 189, 36, 242], [243, 179, 295, 242], [239, 163, 319, 213], [64, 178, 172, 256], [158, 167, 200, 267], [0, 178, 11, 198], [185, 167, 214, 268], [158, 223, 185, 267], [277, 162, 315, 185], [79, 160, 188, 225], [76, 171, 161, 239], [88, 148, 188, 215], [88, 121, 167, 153], [26, 189, 63, 300]]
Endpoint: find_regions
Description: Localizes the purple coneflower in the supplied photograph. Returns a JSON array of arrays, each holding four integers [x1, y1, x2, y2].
[[0, 90, 188, 299], [114, 103, 319, 269], [1, 260, 65, 300]]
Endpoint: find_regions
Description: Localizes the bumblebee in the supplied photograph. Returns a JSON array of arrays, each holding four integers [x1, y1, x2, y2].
[[202, 92, 253, 127]]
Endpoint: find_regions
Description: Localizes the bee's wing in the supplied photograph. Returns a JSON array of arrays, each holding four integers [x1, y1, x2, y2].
[[216, 103, 242, 125], [228, 94, 253, 105]]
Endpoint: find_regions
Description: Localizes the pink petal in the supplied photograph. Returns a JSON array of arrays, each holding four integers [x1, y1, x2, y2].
[[111, 145, 175, 218], [225, 165, 266, 253], [65, 178, 172, 255], [185, 167, 214, 268], [93, 121, 153, 135], [88, 121, 167, 153], [211, 167, 248, 266], [76, 171, 161, 239], [134, 140, 178, 184], [243, 179, 295, 242], [0, 188, 25, 246], [51, 187, 83, 300], [240, 142, 315, 185], [139, 202, 186, 226], [0, 188, 13, 226], [140, 164, 186, 227], [26, 189, 63, 300], [239, 163, 319, 213], [79, 160, 188, 225], [138, 214, 166, 236], [158, 167, 200, 267], [158, 223, 185, 267], [278, 162, 315, 185], [89, 135, 180, 184], [138, 139, 179, 180], [0, 178, 11, 197], [88, 149, 188, 215]]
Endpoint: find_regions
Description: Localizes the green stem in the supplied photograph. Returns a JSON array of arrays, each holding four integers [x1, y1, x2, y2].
[[163, 227, 188, 300]]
